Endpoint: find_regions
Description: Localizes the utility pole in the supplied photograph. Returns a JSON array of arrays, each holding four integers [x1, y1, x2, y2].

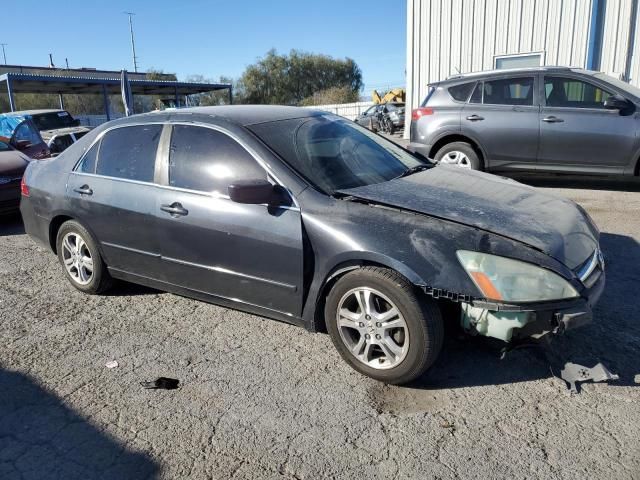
[[0, 44, 7, 65], [124, 12, 139, 73]]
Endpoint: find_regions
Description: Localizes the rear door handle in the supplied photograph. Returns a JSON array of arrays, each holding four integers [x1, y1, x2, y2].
[[542, 116, 564, 123], [466, 114, 484, 121], [161, 202, 189, 217], [73, 185, 93, 195]]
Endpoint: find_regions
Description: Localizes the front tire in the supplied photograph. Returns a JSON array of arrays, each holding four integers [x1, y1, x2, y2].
[[325, 267, 443, 384], [56, 220, 113, 294]]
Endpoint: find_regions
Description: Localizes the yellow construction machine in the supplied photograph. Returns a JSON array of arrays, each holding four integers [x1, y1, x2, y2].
[[372, 87, 406, 104]]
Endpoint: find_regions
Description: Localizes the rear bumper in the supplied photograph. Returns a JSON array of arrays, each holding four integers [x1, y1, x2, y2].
[[19, 196, 51, 250]]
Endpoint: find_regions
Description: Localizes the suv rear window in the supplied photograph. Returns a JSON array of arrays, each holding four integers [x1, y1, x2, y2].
[[420, 86, 436, 107], [448, 82, 475, 102]]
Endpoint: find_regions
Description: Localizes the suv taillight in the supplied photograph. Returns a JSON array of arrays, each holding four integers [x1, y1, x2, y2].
[[20, 176, 30, 197], [411, 107, 434, 121]]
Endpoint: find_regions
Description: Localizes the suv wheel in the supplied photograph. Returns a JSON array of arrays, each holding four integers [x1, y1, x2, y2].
[[325, 267, 443, 385], [434, 141, 481, 170], [56, 220, 113, 294]]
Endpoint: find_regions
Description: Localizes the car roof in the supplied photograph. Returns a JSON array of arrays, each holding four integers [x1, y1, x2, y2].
[[438, 66, 597, 84], [9, 109, 67, 116], [148, 105, 323, 126]]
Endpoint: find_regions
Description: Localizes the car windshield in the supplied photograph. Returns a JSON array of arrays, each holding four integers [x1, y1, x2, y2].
[[595, 73, 640, 100], [30, 111, 76, 130], [249, 115, 427, 195]]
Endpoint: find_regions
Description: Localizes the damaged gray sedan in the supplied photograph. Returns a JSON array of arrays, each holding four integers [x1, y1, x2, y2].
[[20, 106, 605, 384]]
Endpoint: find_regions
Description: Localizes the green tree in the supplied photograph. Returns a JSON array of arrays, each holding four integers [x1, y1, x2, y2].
[[239, 49, 362, 105]]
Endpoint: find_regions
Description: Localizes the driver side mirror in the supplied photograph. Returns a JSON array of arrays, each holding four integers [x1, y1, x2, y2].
[[604, 94, 634, 114], [228, 179, 290, 206]]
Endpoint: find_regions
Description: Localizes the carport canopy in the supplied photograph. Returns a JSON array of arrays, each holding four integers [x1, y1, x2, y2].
[[0, 72, 232, 119]]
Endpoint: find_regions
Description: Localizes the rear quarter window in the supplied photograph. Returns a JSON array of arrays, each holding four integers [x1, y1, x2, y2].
[[448, 82, 476, 102]]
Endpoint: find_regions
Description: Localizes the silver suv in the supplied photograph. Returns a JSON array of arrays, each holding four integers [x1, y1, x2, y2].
[[409, 66, 640, 176]]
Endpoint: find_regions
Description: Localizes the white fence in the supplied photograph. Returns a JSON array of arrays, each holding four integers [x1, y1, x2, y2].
[[302, 101, 373, 121]]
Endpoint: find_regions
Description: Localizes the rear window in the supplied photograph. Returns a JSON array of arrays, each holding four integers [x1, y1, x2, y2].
[[448, 82, 476, 102], [31, 111, 76, 130], [96, 125, 162, 182], [420, 86, 437, 106]]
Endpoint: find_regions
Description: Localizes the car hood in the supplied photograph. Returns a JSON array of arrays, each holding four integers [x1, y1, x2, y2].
[[40, 126, 91, 141], [337, 166, 598, 269]]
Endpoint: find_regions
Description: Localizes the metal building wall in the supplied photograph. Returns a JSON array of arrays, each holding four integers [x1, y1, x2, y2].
[[405, 0, 596, 128]]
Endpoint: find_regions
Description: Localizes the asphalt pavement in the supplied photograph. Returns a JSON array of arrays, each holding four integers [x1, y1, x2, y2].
[[1, 162, 639, 479]]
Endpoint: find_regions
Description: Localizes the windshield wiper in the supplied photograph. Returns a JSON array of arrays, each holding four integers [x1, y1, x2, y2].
[[395, 164, 431, 179]]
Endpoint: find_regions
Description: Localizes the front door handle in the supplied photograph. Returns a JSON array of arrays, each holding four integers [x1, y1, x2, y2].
[[73, 185, 93, 195], [161, 202, 189, 217], [542, 116, 564, 123], [466, 114, 484, 121]]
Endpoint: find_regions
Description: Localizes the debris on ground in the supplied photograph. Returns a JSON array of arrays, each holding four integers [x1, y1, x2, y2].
[[140, 377, 180, 390], [105, 360, 119, 369], [560, 362, 619, 394]]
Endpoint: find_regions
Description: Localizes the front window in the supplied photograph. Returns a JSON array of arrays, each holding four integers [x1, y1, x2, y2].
[[545, 76, 613, 108], [594, 73, 640, 101], [250, 115, 426, 195], [169, 125, 266, 195]]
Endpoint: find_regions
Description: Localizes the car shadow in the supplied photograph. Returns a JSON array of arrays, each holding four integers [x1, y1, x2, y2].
[[0, 213, 25, 236], [375, 232, 640, 401], [503, 173, 640, 193], [0, 369, 159, 479]]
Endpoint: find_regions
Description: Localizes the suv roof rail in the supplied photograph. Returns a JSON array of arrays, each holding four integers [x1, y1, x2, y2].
[[446, 66, 575, 81]]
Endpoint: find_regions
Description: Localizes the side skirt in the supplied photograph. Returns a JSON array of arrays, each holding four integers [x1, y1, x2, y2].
[[108, 267, 307, 329]]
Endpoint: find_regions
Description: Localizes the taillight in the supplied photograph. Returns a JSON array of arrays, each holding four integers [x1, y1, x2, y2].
[[411, 107, 434, 121], [20, 176, 30, 197]]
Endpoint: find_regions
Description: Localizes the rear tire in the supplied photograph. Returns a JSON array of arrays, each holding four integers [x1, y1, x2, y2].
[[325, 267, 444, 385], [434, 141, 481, 170], [56, 220, 113, 294]]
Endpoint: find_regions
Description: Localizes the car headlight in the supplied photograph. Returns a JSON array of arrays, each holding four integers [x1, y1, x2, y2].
[[456, 250, 579, 302]]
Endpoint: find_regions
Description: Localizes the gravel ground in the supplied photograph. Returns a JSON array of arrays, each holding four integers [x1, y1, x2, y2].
[[1, 168, 639, 479]]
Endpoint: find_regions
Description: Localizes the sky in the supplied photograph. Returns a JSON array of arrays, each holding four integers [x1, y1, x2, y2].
[[3, 0, 407, 96]]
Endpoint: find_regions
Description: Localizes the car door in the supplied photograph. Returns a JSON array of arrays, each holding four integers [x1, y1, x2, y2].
[[538, 75, 637, 172], [358, 105, 379, 129], [462, 76, 539, 170], [66, 123, 165, 278], [154, 123, 304, 317]]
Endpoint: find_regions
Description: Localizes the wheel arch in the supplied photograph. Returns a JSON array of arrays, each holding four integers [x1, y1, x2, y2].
[[309, 256, 426, 333], [429, 133, 486, 169], [48, 214, 75, 254]]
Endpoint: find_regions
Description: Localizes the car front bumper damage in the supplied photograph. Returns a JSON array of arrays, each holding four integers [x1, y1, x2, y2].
[[449, 267, 605, 343]]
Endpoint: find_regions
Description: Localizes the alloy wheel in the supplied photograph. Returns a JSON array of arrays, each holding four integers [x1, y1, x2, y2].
[[440, 150, 472, 168], [61, 232, 94, 285], [336, 287, 409, 370]]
